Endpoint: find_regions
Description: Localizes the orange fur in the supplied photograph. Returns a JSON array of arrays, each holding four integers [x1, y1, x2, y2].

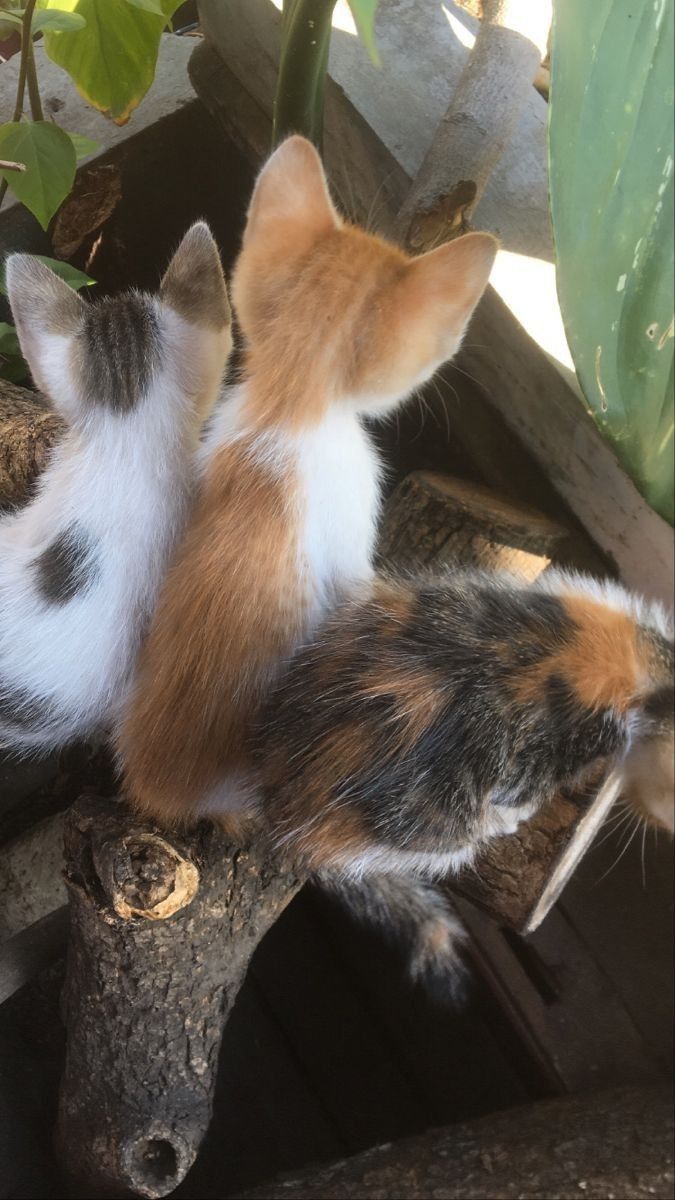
[[120, 440, 307, 821], [360, 665, 446, 749], [119, 136, 497, 823], [512, 595, 644, 712], [271, 723, 372, 867]]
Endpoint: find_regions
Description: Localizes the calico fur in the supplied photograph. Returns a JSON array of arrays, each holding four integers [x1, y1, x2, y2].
[[253, 569, 674, 878], [0, 224, 231, 753], [119, 136, 497, 820]]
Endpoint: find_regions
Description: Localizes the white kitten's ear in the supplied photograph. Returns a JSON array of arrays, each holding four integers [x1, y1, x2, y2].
[[408, 231, 498, 342], [243, 135, 339, 247], [159, 222, 232, 424], [160, 221, 230, 331], [5, 254, 85, 402]]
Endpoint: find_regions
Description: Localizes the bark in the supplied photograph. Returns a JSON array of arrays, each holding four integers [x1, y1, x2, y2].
[[233, 1084, 674, 1200], [377, 470, 618, 932], [395, 0, 552, 248], [377, 470, 569, 580], [0, 379, 63, 509], [56, 795, 302, 1199]]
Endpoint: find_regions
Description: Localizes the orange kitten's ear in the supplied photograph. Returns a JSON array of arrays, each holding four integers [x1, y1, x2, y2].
[[243, 135, 339, 246], [408, 231, 498, 340]]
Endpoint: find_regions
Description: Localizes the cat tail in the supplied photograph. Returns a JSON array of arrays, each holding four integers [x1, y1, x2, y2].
[[316, 870, 468, 1004]]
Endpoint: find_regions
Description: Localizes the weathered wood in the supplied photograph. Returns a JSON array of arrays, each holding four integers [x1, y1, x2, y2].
[[453, 894, 661, 1093], [0, 812, 67, 941], [395, 0, 551, 246], [377, 470, 570, 580], [56, 795, 302, 1198], [0, 907, 69, 1006], [0, 379, 62, 509], [234, 1083, 674, 1200], [457, 770, 622, 932]]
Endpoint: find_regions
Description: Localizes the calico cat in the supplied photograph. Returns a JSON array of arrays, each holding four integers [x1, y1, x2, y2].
[[0, 224, 231, 754], [252, 569, 673, 987], [119, 136, 497, 820]]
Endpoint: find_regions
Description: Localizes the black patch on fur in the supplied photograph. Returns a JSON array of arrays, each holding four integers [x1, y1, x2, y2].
[[35, 524, 96, 604], [80, 292, 161, 412], [644, 683, 675, 726]]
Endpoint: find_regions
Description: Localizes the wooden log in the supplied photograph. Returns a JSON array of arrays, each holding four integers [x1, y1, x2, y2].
[[395, 0, 552, 246], [0, 379, 63, 509], [56, 795, 301, 1199], [377, 470, 570, 579], [233, 1083, 674, 1200]]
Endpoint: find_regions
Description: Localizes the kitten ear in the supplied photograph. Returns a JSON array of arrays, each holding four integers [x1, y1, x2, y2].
[[408, 232, 498, 342], [160, 221, 231, 331], [243, 135, 339, 247], [160, 223, 232, 424], [5, 254, 85, 402]]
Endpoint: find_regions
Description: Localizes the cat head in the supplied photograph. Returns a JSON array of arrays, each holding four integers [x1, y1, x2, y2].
[[5, 222, 231, 436], [232, 136, 497, 425]]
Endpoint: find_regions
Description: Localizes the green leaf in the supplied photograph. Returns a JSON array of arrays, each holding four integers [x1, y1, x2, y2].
[[123, 0, 165, 13], [38, 0, 183, 124], [0, 121, 76, 229], [0, 321, 28, 383], [32, 8, 86, 30], [549, 0, 674, 525], [65, 129, 99, 159], [0, 254, 95, 294], [0, 321, 21, 356], [274, 0, 335, 149], [0, 10, 24, 29], [348, 0, 379, 65]]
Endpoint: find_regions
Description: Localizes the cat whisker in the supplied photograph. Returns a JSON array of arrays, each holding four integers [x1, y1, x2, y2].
[[596, 814, 642, 884]]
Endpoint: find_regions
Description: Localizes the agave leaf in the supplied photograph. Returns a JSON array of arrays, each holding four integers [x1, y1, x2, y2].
[[549, 0, 674, 524]]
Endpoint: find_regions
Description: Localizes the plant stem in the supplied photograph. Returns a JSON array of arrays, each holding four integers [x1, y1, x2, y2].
[[26, 39, 44, 121], [272, 0, 337, 150], [0, 0, 39, 207]]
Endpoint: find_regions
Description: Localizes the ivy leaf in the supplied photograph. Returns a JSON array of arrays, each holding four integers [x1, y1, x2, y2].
[[65, 130, 99, 159], [32, 8, 87, 31], [0, 254, 95, 294], [0, 121, 76, 229], [348, 0, 380, 65], [38, 0, 183, 125]]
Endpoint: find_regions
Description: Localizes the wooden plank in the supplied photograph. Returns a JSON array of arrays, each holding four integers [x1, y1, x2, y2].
[[249, 889, 424, 1153], [308, 885, 536, 1124], [454, 896, 661, 1092]]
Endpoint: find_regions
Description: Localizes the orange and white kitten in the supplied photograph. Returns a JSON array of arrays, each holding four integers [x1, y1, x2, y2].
[[119, 136, 497, 822]]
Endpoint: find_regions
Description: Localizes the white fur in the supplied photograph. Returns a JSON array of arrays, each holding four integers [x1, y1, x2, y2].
[[0, 304, 227, 754]]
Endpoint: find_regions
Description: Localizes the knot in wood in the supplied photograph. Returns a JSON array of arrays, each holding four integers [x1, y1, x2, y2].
[[108, 833, 200, 921], [406, 180, 478, 252]]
